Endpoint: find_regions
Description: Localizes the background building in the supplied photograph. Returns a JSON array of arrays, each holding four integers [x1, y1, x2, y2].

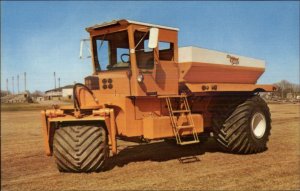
[[45, 85, 73, 100]]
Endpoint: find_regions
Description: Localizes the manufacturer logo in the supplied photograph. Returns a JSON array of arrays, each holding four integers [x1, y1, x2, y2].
[[227, 55, 239, 65]]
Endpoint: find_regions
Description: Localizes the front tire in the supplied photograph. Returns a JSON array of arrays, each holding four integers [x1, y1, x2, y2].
[[53, 125, 108, 172], [212, 95, 271, 154]]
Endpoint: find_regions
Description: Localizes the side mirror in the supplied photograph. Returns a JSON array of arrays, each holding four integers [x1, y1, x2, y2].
[[148, 28, 159, 49], [79, 39, 92, 59]]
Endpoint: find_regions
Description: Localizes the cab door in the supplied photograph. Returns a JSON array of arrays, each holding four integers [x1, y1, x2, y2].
[[132, 28, 179, 96]]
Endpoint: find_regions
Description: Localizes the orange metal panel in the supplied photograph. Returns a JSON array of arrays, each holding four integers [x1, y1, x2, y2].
[[95, 70, 131, 96], [155, 61, 179, 95], [185, 83, 276, 93], [76, 93, 142, 137], [48, 115, 106, 122], [134, 97, 162, 119], [158, 29, 178, 44], [124, 98, 143, 136], [109, 109, 117, 155], [89, 25, 128, 37], [41, 111, 51, 156], [103, 110, 117, 156], [179, 62, 264, 84], [143, 114, 203, 139]]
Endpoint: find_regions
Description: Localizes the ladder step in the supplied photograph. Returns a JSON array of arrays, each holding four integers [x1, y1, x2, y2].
[[163, 95, 199, 146], [172, 110, 190, 113], [158, 94, 187, 98], [180, 140, 200, 145], [177, 125, 194, 129]]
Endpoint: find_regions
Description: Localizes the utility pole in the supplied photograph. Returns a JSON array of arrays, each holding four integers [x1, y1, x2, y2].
[[6, 78, 9, 95], [54, 72, 56, 89], [58, 77, 60, 88], [17, 75, 19, 94], [24, 72, 27, 91], [12, 76, 14, 95]]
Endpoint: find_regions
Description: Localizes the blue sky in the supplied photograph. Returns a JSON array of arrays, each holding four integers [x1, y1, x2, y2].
[[1, 1, 299, 92]]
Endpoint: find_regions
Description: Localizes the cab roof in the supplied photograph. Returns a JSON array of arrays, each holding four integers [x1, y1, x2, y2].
[[86, 19, 179, 32]]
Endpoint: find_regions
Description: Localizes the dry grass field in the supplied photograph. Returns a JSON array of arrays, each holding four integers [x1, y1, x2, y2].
[[1, 103, 299, 190]]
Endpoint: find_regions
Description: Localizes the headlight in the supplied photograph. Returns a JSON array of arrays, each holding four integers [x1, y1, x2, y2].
[[137, 74, 144, 83]]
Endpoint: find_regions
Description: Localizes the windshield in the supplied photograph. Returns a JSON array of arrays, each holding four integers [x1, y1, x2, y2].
[[93, 30, 130, 71]]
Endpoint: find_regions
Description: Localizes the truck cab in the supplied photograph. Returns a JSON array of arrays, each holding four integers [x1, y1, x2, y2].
[[85, 19, 179, 97]]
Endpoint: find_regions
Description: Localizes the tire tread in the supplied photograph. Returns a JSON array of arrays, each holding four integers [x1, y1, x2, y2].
[[53, 125, 108, 172], [212, 95, 271, 154]]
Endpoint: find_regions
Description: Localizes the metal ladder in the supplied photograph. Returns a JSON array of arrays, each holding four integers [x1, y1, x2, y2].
[[161, 94, 199, 145]]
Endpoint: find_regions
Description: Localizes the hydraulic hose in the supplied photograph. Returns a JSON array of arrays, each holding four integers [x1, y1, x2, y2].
[[73, 83, 95, 111]]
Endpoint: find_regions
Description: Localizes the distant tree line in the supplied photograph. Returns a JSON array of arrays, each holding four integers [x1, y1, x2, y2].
[[1, 90, 11, 97], [31, 90, 44, 98], [0, 90, 44, 97], [273, 80, 300, 98]]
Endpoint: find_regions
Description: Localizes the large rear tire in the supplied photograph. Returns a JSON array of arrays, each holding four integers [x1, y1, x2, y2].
[[53, 125, 108, 172], [212, 95, 271, 154]]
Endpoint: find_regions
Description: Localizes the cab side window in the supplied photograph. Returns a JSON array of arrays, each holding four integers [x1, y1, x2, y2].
[[159, 42, 174, 61], [134, 31, 154, 69]]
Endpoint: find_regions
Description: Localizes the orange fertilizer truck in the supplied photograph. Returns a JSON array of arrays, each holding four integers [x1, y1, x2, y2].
[[41, 19, 276, 172]]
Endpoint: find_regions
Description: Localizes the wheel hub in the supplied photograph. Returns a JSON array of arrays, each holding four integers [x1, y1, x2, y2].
[[251, 112, 267, 139]]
